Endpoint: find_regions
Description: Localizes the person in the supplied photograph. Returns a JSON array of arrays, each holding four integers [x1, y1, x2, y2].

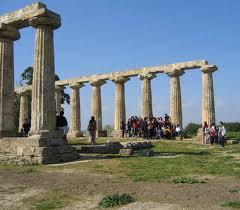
[[209, 123, 216, 145], [164, 114, 171, 125], [218, 121, 226, 148], [127, 118, 132, 137], [22, 119, 30, 136], [120, 121, 126, 138], [202, 121, 210, 144], [175, 124, 182, 140], [141, 117, 149, 140], [88, 116, 97, 146], [56, 111, 69, 136]]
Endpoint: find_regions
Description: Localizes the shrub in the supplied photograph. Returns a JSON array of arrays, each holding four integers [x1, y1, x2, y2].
[[222, 200, 240, 208], [184, 123, 201, 137], [174, 176, 206, 184], [98, 193, 135, 208], [224, 122, 240, 132]]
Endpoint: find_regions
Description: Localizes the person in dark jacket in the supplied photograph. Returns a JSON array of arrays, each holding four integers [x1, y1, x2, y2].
[[56, 111, 69, 136], [141, 117, 149, 140]]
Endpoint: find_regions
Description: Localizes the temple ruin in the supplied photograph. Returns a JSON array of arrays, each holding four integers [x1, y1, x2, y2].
[[0, 3, 217, 164]]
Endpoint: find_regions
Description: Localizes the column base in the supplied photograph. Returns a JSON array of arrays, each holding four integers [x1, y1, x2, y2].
[[97, 130, 107, 137], [67, 131, 83, 138], [0, 133, 79, 165], [112, 130, 124, 138]]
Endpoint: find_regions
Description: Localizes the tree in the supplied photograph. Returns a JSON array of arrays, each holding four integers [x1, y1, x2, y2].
[[20, 66, 70, 105]]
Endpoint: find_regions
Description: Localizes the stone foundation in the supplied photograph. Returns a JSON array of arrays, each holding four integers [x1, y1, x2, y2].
[[0, 134, 79, 165]]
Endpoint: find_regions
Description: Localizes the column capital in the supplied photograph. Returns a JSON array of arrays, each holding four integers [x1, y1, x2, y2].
[[29, 15, 61, 30], [138, 73, 156, 80], [0, 23, 20, 41], [17, 90, 31, 96], [55, 85, 65, 92], [166, 68, 185, 77], [69, 82, 84, 89], [89, 79, 106, 87], [112, 76, 130, 84], [201, 65, 217, 73]]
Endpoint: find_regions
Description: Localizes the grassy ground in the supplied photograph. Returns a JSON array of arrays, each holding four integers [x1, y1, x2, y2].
[[227, 131, 240, 140], [49, 140, 240, 183], [1, 139, 240, 209]]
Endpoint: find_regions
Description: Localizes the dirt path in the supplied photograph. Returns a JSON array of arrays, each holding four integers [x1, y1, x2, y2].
[[0, 168, 240, 209]]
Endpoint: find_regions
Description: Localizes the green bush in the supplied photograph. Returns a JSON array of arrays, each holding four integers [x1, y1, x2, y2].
[[222, 200, 240, 208], [184, 123, 201, 137], [173, 176, 206, 184], [224, 122, 240, 132], [98, 193, 135, 208]]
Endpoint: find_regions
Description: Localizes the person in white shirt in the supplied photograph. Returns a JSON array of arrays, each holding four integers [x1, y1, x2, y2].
[[176, 124, 182, 140], [218, 121, 226, 148]]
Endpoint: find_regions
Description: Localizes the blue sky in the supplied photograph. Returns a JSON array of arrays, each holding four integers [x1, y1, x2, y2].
[[1, 0, 239, 128]]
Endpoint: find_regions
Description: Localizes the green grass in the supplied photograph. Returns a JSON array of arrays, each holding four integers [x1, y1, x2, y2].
[[98, 193, 135, 208], [229, 188, 239, 193], [23, 191, 73, 210], [51, 140, 240, 183], [222, 200, 240, 208], [227, 131, 240, 141]]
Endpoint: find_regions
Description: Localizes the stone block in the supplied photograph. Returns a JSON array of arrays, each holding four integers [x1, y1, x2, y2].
[[228, 140, 239, 144], [119, 149, 134, 156]]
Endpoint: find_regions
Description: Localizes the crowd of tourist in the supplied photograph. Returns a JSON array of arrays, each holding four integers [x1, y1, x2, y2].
[[121, 114, 182, 140], [202, 121, 226, 147]]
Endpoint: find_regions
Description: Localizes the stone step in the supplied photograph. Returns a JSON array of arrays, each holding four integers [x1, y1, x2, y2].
[[228, 139, 239, 144]]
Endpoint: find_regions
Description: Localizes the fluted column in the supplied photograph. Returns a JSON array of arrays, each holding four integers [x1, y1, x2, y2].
[[89, 79, 107, 137], [167, 69, 185, 127], [55, 85, 64, 115], [68, 82, 84, 138], [139, 73, 156, 118], [18, 91, 31, 133], [0, 24, 20, 138], [201, 65, 217, 126], [112, 77, 130, 135], [29, 16, 61, 135]]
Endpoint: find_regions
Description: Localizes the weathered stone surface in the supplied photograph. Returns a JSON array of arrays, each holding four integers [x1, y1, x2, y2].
[[112, 77, 129, 132], [228, 140, 238, 144], [0, 24, 20, 138], [138, 73, 156, 119], [119, 148, 134, 156], [68, 83, 84, 138], [89, 79, 106, 136], [0, 136, 79, 165], [0, 2, 61, 29], [167, 69, 185, 127], [201, 65, 217, 126], [18, 90, 31, 133]]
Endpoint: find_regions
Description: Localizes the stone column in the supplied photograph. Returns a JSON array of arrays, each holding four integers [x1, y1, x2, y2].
[[68, 82, 84, 138], [112, 76, 130, 137], [55, 85, 64, 115], [167, 69, 185, 127], [18, 90, 31, 133], [201, 65, 217, 126], [89, 79, 107, 137], [139, 73, 156, 119], [0, 23, 20, 138], [29, 16, 61, 135]]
